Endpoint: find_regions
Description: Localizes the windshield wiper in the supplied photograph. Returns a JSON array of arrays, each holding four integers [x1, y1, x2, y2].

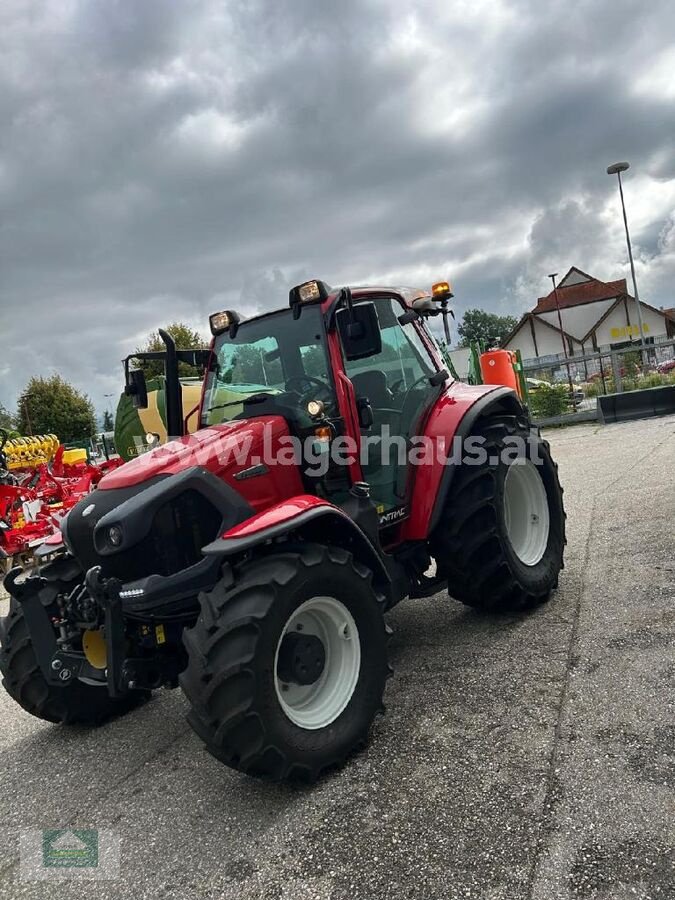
[[206, 393, 271, 414]]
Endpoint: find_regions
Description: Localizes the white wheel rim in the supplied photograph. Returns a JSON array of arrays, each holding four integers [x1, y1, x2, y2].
[[503, 459, 550, 566], [274, 597, 361, 730]]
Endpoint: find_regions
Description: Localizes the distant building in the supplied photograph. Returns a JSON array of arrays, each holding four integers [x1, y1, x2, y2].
[[503, 267, 675, 363]]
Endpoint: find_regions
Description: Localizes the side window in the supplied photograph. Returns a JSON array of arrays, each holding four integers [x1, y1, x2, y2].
[[386, 305, 436, 388], [343, 298, 435, 392]]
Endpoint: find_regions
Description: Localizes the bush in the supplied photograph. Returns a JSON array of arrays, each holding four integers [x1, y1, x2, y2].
[[584, 370, 675, 397], [638, 372, 675, 389], [528, 383, 571, 419], [583, 381, 601, 398]]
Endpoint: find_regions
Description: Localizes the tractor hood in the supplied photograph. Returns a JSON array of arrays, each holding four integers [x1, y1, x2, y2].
[[99, 417, 288, 490], [60, 414, 304, 594]]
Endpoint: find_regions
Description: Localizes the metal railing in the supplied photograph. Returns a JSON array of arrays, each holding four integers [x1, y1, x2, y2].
[[522, 339, 675, 425]]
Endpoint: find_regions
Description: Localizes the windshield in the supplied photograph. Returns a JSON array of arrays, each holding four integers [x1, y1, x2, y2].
[[201, 306, 336, 426]]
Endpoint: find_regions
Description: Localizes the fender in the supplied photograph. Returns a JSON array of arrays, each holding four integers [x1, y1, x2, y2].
[[401, 384, 526, 541], [202, 494, 391, 588]]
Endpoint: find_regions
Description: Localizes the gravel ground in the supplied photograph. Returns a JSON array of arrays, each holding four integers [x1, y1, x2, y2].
[[0, 415, 673, 899]]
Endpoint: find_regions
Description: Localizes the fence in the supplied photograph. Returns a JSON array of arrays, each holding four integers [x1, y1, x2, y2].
[[521, 338, 675, 425]]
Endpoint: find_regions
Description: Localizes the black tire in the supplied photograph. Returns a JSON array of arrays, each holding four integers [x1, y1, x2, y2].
[[0, 596, 149, 725], [431, 413, 566, 612], [180, 544, 389, 781]]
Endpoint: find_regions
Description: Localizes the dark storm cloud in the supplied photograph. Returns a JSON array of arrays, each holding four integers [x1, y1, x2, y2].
[[1, 0, 674, 415]]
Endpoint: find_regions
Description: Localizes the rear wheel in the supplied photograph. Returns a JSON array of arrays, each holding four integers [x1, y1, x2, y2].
[[180, 544, 389, 781], [431, 413, 565, 612]]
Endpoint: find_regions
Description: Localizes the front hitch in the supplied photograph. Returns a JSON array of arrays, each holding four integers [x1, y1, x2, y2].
[[5, 565, 131, 696], [85, 567, 129, 698]]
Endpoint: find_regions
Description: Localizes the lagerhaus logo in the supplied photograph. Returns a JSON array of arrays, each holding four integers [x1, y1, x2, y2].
[[42, 829, 99, 868]]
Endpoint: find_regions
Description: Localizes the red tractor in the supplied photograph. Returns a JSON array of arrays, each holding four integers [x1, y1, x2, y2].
[[0, 281, 565, 780]]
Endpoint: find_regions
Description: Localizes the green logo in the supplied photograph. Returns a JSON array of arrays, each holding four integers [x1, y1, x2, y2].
[[42, 830, 99, 868]]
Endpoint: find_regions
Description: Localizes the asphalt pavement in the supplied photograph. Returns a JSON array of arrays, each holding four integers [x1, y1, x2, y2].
[[0, 415, 673, 899]]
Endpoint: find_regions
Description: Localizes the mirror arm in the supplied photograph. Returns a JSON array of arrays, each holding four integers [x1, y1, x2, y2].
[[397, 309, 418, 326], [429, 369, 449, 386], [343, 286, 355, 320], [441, 302, 452, 344]]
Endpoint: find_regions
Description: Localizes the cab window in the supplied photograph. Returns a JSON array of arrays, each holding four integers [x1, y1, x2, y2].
[[341, 297, 438, 513]]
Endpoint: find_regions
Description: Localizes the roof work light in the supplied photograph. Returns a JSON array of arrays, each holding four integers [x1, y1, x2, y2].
[[289, 280, 331, 307], [209, 310, 241, 336]]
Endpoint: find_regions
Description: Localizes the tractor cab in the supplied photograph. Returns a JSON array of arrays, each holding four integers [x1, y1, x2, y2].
[[125, 280, 452, 525]]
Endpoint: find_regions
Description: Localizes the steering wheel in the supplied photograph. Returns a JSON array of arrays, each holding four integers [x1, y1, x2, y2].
[[395, 374, 431, 414], [285, 375, 332, 403]]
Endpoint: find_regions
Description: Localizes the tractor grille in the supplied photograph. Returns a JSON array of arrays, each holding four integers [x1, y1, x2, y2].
[[66, 481, 222, 582], [124, 489, 222, 579]]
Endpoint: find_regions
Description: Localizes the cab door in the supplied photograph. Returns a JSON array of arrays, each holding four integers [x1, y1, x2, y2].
[[340, 296, 440, 518]]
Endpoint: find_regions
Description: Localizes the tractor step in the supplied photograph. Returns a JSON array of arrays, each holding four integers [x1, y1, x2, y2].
[[408, 573, 447, 599]]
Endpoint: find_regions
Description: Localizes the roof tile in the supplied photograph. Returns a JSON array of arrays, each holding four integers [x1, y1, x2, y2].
[[534, 278, 628, 312]]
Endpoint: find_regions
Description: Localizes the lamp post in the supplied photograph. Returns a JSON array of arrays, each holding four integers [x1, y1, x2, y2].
[[22, 395, 33, 436], [548, 273, 574, 396], [606, 161, 648, 365]]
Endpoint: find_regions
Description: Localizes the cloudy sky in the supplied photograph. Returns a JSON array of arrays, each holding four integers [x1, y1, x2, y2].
[[1, 0, 674, 419]]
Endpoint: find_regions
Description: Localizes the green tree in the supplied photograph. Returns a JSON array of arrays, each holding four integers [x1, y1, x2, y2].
[[300, 345, 329, 379], [135, 323, 207, 379], [102, 409, 114, 431], [457, 309, 519, 349], [17, 376, 97, 442], [621, 350, 641, 378], [0, 403, 17, 434], [221, 345, 283, 386]]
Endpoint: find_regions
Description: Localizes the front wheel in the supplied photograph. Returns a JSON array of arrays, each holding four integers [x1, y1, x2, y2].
[[180, 545, 389, 781], [0, 596, 148, 725], [431, 413, 566, 612]]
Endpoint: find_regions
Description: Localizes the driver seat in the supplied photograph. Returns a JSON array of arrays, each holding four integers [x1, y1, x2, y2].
[[350, 372, 402, 489], [351, 371, 394, 408]]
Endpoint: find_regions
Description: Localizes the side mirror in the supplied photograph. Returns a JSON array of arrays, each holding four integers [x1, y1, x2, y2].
[[125, 368, 148, 409], [336, 302, 382, 361]]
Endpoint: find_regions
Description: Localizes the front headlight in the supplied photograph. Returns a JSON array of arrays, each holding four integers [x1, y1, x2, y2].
[[307, 399, 325, 418], [107, 525, 123, 547]]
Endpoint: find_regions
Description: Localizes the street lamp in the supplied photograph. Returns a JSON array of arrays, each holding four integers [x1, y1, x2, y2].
[[22, 395, 34, 436], [606, 161, 648, 364]]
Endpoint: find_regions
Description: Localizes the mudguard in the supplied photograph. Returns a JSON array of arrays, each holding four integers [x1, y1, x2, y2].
[[401, 384, 526, 541], [202, 494, 391, 587]]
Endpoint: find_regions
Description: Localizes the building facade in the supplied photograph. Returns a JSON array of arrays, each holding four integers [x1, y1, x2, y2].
[[503, 267, 675, 363]]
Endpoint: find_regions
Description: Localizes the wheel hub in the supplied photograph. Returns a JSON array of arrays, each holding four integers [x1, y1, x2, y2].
[[277, 632, 326, 686], [503, 459, 550, 566], [274, 596, 361, 730]]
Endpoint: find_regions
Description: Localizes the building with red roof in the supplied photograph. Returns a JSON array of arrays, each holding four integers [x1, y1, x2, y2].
[[503, 267, 675, 362]]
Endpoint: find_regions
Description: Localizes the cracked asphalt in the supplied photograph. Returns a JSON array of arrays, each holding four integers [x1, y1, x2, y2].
[[0, 414, 673, 899]]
